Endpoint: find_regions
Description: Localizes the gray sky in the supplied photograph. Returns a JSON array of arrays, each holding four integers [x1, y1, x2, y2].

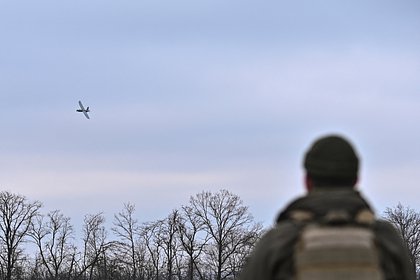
[[1, 0, 419, 229]]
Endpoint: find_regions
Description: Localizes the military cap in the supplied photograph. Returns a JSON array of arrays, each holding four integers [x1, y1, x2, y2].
[[304, 135, 359, 178]]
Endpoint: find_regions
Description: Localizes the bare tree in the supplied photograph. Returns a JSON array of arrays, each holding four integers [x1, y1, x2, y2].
[[77, 212, 107, 280], [141, 220, 164, 280], [177, 205, 209, 280], [223, 224, 262, 278], [29, 210, 76, 279], [0, 191, 42, 280], [156, 210, 181, 280], [384, 203, 420, 278], [112, 202, 140, 280], [189, 189, 263, 280]]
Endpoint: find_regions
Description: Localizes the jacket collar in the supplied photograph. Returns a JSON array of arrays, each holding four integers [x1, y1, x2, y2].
[[276, 187, 373, 223]]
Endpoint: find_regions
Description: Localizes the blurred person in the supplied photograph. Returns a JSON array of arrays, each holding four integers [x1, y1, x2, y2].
[[239, 134, 415, 280]]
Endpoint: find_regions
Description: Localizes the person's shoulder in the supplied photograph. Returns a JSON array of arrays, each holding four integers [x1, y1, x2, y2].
[[276, 195, 309, 222], [249, 220, 302, 262], [373, 219, 416, 279], [243, 220, 300, 274], [260, 220, 301, 247], [372, 219, 411, 261], [373, 219, 401, 238], [240, 220, 301, 280]]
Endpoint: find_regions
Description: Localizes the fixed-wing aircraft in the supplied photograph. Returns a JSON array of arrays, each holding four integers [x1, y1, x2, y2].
[[76, 100, 90, 119]]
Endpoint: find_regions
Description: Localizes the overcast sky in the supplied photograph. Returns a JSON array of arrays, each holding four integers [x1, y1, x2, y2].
[[0, 0, 419, 230]]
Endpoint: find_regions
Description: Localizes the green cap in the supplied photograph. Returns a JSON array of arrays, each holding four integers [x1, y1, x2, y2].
[[304, 135, 359, 178]]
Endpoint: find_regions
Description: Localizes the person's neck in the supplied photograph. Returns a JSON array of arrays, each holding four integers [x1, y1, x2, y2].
[[309, 185, 355, 193]]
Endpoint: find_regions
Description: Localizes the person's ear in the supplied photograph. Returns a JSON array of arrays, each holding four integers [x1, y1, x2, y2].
[[305, 173, 313, 192], [353, 177, 359, 188]]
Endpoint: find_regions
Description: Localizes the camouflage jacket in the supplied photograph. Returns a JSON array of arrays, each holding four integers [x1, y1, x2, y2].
[[239, 187, 416, 280]]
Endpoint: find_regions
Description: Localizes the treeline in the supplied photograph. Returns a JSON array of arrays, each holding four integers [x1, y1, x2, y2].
[[1, 189, 419, 280], [0, 189, 263, 280]]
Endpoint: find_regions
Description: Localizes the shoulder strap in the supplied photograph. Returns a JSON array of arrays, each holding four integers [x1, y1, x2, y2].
[[288, 208, 376, 226]]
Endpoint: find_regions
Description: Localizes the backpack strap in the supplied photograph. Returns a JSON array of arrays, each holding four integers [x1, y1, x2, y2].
[[288, 208, 376, 226], [355, 209, 376, 225], [288, 210, 314, 223]]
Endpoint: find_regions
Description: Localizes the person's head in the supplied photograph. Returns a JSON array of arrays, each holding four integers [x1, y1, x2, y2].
[[303, 134, 359, 191]]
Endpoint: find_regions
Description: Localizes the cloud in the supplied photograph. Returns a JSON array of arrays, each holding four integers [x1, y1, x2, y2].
[[1, 0, 420, 229]]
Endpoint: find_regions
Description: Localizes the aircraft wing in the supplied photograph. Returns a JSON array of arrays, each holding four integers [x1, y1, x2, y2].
[[78, 100, 86, 111], [83, 111, 90, 119]]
